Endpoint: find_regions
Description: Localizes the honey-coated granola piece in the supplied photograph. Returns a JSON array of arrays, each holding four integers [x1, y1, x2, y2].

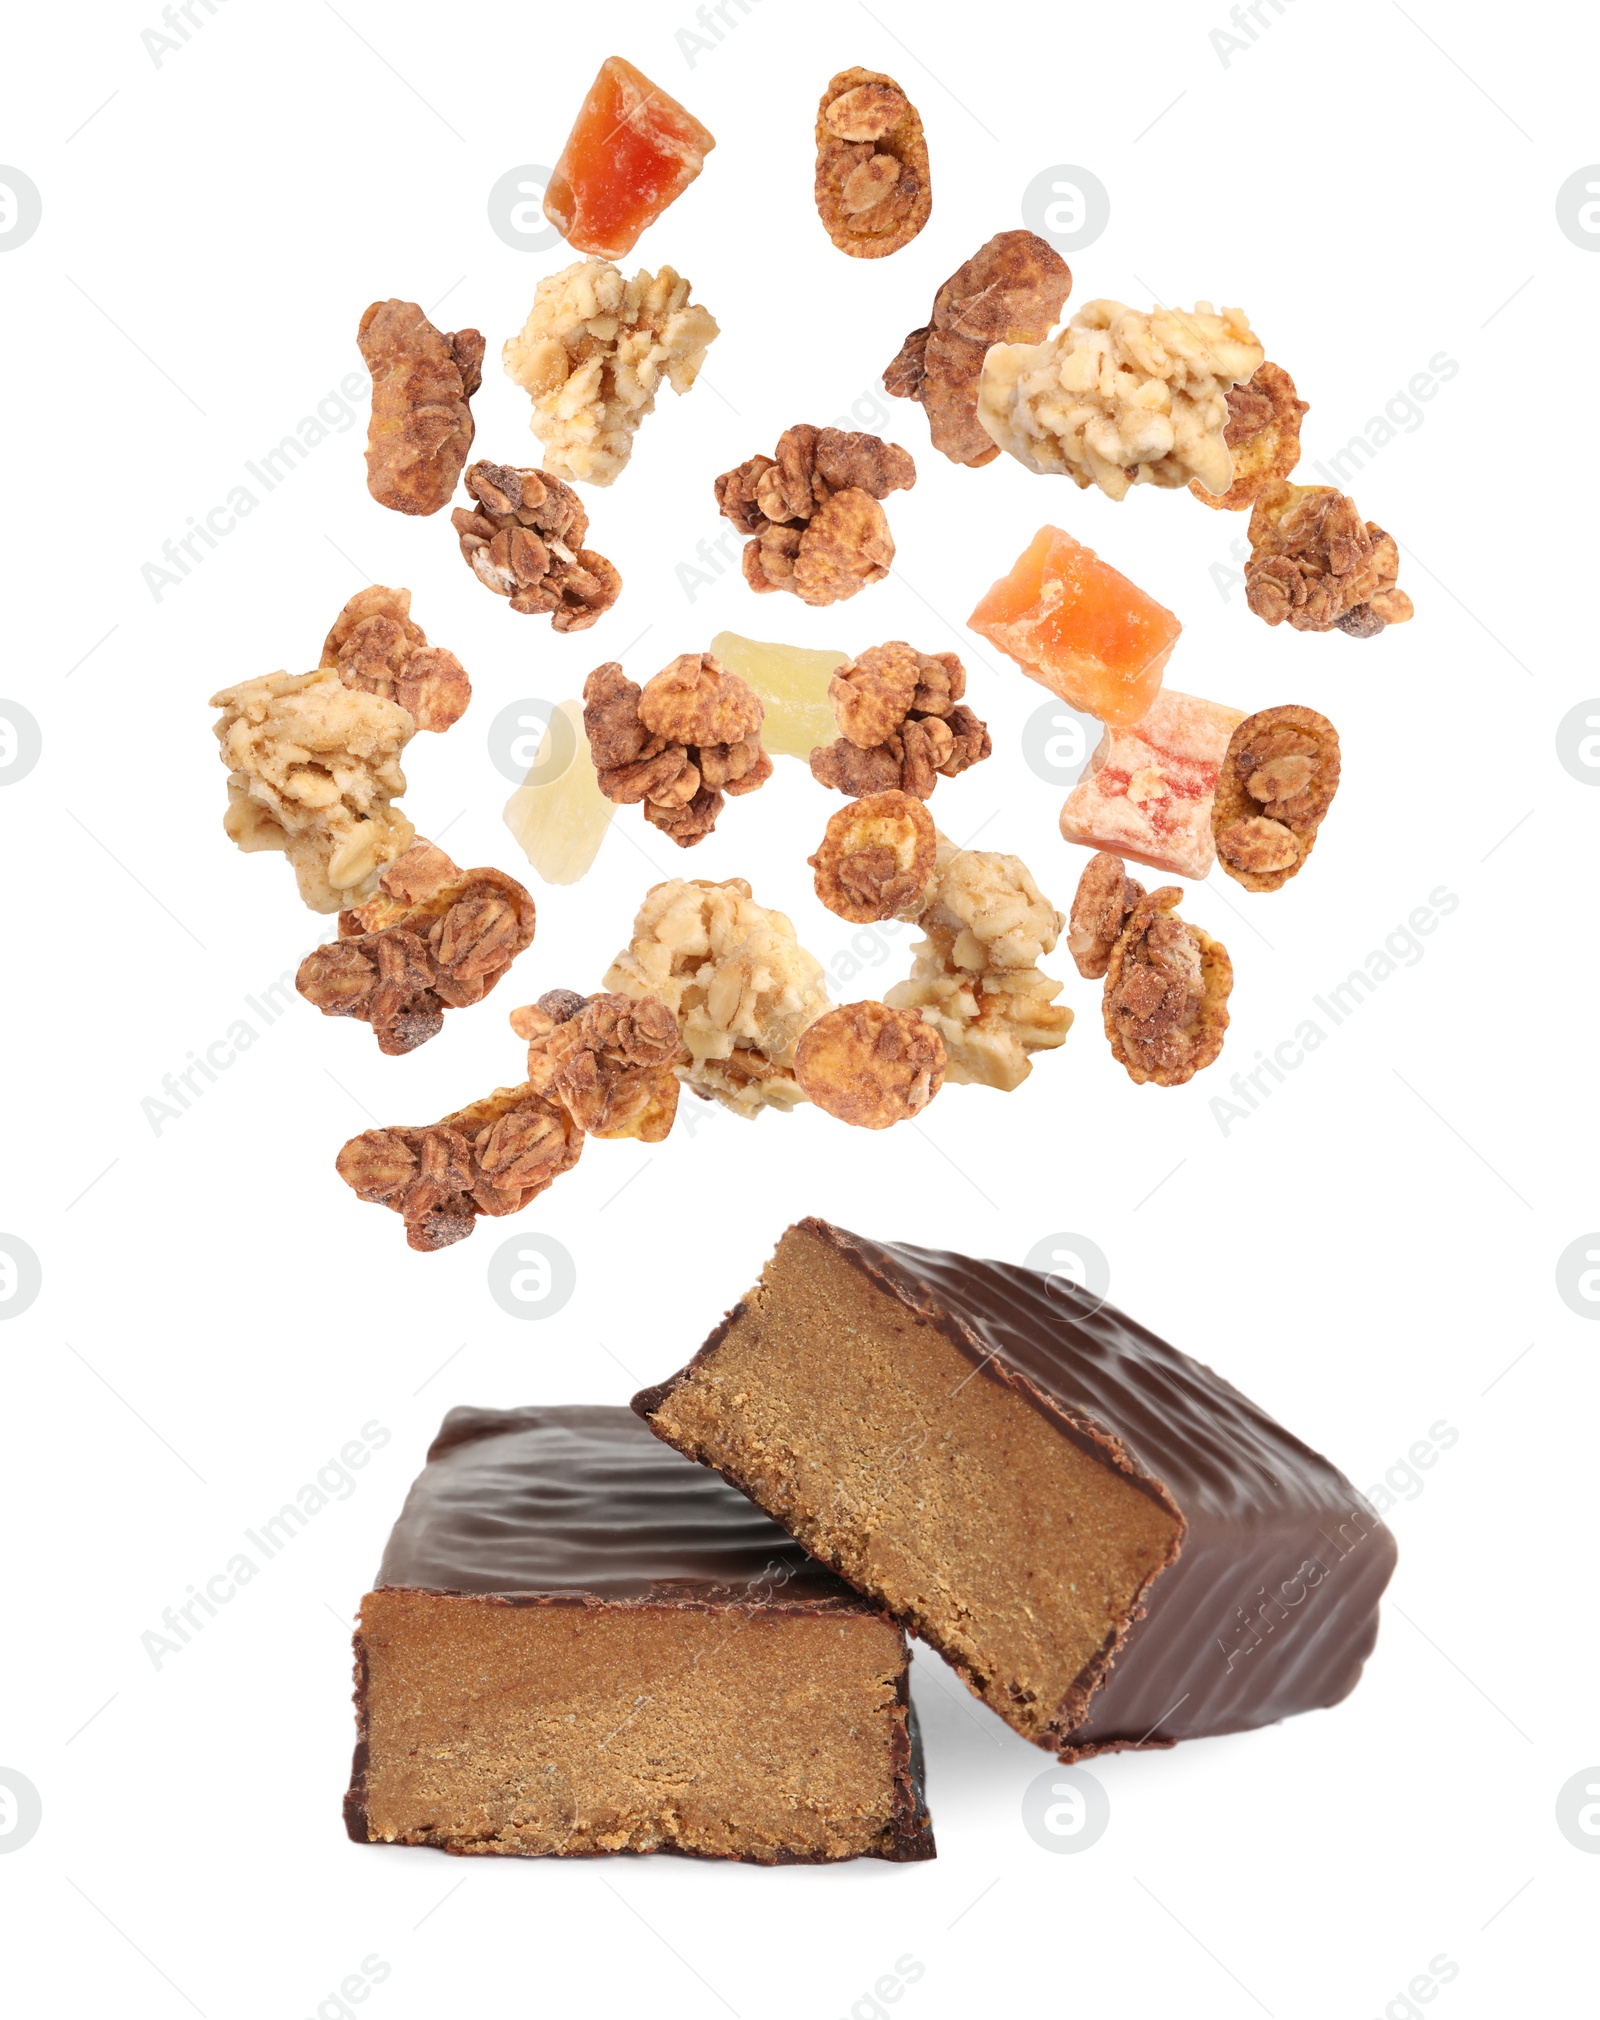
[[1067, 853, 1145, 981], [1189, 362, 1309, 512], [1211, 705, 1340, 892], [336, 1084, 583, 1253], [358, 300, 484, 517], [211, 669, 415, 913], [886, 841, 1073, 1092], [810, 643, 990, 800], [794, 1003, 945, 1129], [1245, 481, 1414, 636], [715, 425, 915, 606], [814, 68, 930, 259], [604, 878, 831, 1117], [1102, 888, 1231, 1088], [886, 231, 1073, 468], [543, 57, 715, 260], [810, 790, 938, 924], [514, 989, 681, 1142], [978, 299, 1264, 501], [584, 655, 771, 847], [502, 259, 719, 486], [297, 842, 537, 1055], [321, 586, 470, 733], [452, 461, 621, 630]]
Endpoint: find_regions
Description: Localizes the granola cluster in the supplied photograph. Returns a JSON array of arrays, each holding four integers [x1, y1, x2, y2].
[[813, 68, 931, 259], [514, 989, 681, 1142], [211, 668, 415, 913], [603, 877, 831, 1117], [810, 643, 991, 799], [1189, 362, 1308, 512], [810, 789, 937, 924], [502, 258, 719, 485], [358, 299, 484, 516], [794, 1001, 945, 1129], [886, 231, 1073, 467], [452, 461, 621, 630], [714, 425, 915, 605], [1067, 852, 1146, 981], [1245, 481, 1413, 636], [1102, 885, 1232, 1087], [978, 299, 1264, 500], [1211, 705, 1341, 891], [335, 1084, 582, 1253], [886, 840, 1073, 1091], [320, 586, 470, 734], [296, 841, 536, 1055], [583, 655, 772, 847]]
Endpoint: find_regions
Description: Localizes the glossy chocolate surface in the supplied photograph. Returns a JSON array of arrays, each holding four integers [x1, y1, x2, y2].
[[637, 1220, 1398, 1757], [376, 1403, 865, 1606]]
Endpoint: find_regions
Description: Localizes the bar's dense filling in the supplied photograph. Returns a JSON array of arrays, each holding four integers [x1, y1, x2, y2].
[[357, 1589, 912, 1860], [645, 1223, 1182, 1743]]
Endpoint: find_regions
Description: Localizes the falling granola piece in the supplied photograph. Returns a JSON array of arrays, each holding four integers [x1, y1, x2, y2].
[[1059, 688, 1247, 881], [810, 790, 938, 925], [813, 67, 930, 258], [604, 878, 831, 1117], [715, 425, 915, 606], [708, 632, 847, 760], [1245, 481, 1414, 635], [794, 1002, 945, 1129], [886, 231, 1073, 468], [296, 843, 537, 1055], [502, 699, 617, 886], [1067, 853, 1146, 981], [358, 300, 484, 516], [320, 585, 470, 733], [503, 258, 719, 485], [1211, 705, 1340, 892], [978, 299, 1263, 501], [451, 461, 621, 630], [515, 989, 682, 1142], [210, 668, 415, 913], [886, 840, 1072, 1091], [1189, 362, 1309, 513], [336, 1084, 583, 1252], [968, 526, 1182, 728], [1102, 888, 1231, 1088], [583, 654, 771, 848], [543, 56, 716, 260], [810, 643, 991, 801]]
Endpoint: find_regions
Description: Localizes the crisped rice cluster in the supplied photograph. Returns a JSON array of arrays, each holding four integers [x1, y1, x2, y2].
[[887, 840, 1073, 1090], [603, 877, 831, 1117], [502, 258, 719, 485], [211, 668, 416, 912], [978, 298, 1264, 500]]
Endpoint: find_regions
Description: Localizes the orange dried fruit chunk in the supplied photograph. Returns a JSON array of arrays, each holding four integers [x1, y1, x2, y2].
[[543, 56, 716, 261], [967, 526, 1182, 728]]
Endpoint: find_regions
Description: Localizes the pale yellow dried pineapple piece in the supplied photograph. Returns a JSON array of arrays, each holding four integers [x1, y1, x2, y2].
[[708, 630, 845, 761], [502, 699, 615, 885]]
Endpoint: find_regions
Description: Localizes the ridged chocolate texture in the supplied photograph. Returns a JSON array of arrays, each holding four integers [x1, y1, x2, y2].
[[636, 1220, 1398, 1758], [377, 1404, 858, 1606]]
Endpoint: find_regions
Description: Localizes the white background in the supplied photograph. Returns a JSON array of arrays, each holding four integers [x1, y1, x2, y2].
[[2, 1, 1595, 2014]]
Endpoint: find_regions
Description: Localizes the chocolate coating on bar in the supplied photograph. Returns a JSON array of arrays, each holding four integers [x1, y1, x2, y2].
[[352, 1404, 933, 1862], [378, 1404, 856, 1606], [636, 1220, 1398, 1759]]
